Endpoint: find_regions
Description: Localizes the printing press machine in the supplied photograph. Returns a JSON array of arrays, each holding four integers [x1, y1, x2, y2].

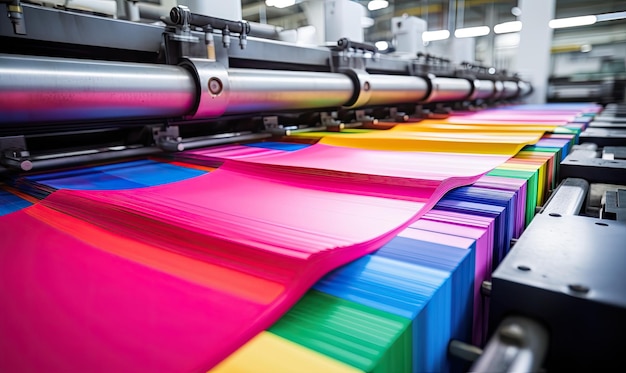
[[1, 1, 625, 372]]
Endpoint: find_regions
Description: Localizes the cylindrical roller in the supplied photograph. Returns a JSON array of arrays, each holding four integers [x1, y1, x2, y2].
[[424, 77, 473, 103], [222, 69, 354, 115], [364, 75, 429, 106], [469, 79, 496, 101], [180, 58, 232, 119], [518, 81, 532, 97], [0, 54, 197, 124], [493, 81, 505, 100], [502, 80, 520, 99]]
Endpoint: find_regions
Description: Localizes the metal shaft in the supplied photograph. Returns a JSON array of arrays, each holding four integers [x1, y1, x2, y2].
[[365, 75, 429, 106], [223, 68, 355, 114], [424, 77, 473, 103], [0, 54, 197, 125]]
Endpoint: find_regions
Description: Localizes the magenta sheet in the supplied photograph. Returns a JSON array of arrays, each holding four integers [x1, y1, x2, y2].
[[1, 207, 273, 373], [451, 110, 581, 122], [183, 144, 288, 160], [0, 147, 509, 372]]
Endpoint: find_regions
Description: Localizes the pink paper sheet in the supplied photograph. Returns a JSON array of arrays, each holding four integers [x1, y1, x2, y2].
[[1, 146, 509, 372]]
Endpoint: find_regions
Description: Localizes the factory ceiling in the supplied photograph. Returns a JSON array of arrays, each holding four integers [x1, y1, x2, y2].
[[239, 0, 626, 44]]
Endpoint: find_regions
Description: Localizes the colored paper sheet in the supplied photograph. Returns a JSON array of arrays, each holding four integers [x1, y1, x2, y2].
[[1, 205, 286, 373], [487, 168, 537, 226], [313, 231, 474, 372], [390, 121, 563, 134], [269, 290, 413, 373], [473, 175, 528, 239], [420, 208, 496, 345], [8, 159, 206, 201], [316, 130, 543, 154], [3, 145, 500, 372], [0, 187, 32, 215], [2, 102, 595, 373], [210, 332, 363, 373]]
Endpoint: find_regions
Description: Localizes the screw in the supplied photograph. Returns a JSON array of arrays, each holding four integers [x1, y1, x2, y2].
[[208, 77, 223, 95], [568, 284, 590, 294]]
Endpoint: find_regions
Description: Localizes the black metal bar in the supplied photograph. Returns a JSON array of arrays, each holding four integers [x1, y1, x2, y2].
[[170, 6, 250, 35], [336, 38, 378, 54]]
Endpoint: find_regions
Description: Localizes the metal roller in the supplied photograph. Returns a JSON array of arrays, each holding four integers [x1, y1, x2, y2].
[[222, 69, 354, 115], [0, 54, 197, 124], [363, 75, 429, 106], [518, 81, 532, 97], [468, 79, 496, 101], [493, 81, 505, 100], [502, 81, 520, 99], [340, 69, 430, 108], [424, 77, 473, 103]]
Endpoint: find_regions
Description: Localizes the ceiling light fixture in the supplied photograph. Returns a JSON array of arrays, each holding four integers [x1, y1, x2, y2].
[[375, 41, 389, 51], [422, 30, 450, 42], [454, 26, 490, 38], [548, 15, 597, 29], [265, 0, 296, 9], [494, 21, 522, 34], [367, 0, 389, 11]]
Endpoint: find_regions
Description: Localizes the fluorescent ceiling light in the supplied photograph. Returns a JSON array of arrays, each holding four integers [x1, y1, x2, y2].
[[422, 30, 450, 42], [596, 11, 626, 22], [265, 0, 296, 9], [375, 41, 389, 51], [454, 26, 490, 38], [549, 15, 596, 29], [368, 0, 388, 11], [494, 21, 522, 34]]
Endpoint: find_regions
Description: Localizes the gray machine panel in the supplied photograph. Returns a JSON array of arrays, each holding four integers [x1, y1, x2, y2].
[[490, 213, 626, 370]]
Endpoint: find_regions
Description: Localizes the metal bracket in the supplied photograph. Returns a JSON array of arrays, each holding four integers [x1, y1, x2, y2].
[[470, 316, 548, 373], [602, 189, 626, 221], [262, 116, 279, 130], [152, 126, 184, 152], [167, 5, 199, 43], [0, 135, 32, 171], [2, 0, 26, 35]]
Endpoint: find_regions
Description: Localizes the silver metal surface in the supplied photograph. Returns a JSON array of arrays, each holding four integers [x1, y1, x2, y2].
[[424, 77, 473, 103], [180, 58, 232, 119], [365, 75, 429, 106], [502, 81, 520, 99], [448, 340, 483, 362], [0, 54, 197, 124], [341, 69, 373, 108], [1, 4, 167, 53], [224, 68, 354, 114], [539, 178, 589, 216], [493, 80, 505, 100], [469, 79, 496, 101], [21, 146, 163, 171], [182, 132, 272, 150], [470, 316, 548, 373], [518, 81, 532, 97]]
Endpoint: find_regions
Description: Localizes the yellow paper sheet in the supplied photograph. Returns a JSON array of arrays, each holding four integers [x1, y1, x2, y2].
[[317, 130, 544, 155], [209, 332, 364, 373], [390, 121, 561, 133]]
